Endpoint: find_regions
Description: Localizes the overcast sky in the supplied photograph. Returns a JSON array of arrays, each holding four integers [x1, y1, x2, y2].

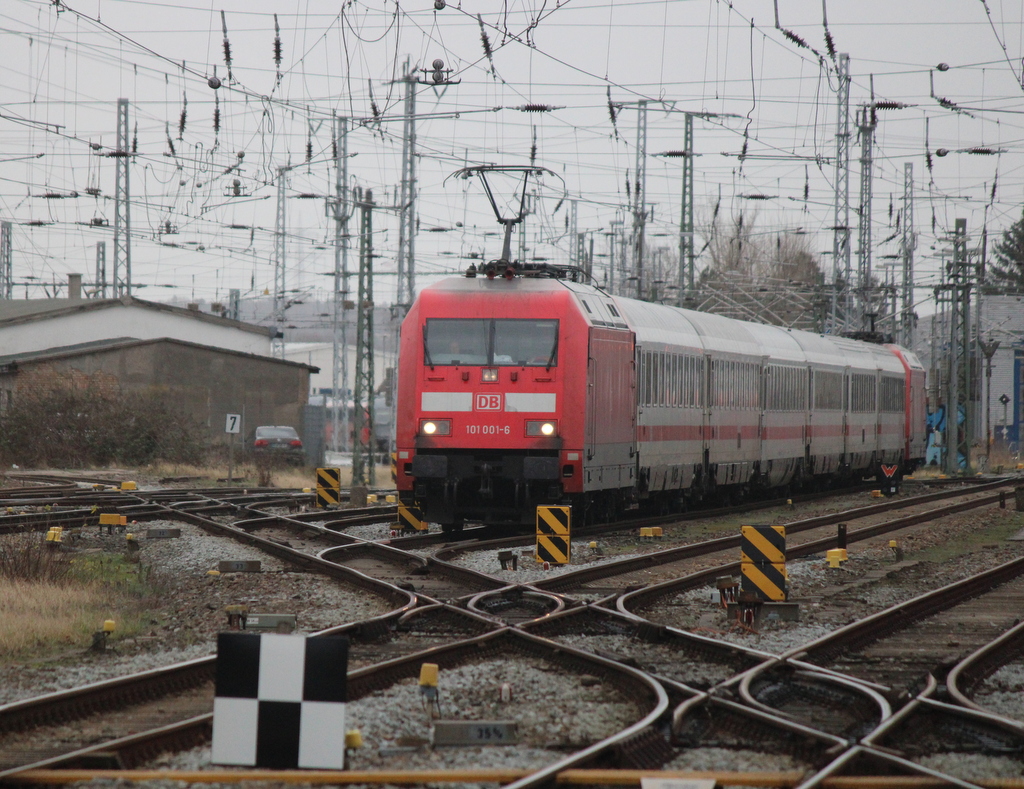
[[1, 0, 1021, 326]]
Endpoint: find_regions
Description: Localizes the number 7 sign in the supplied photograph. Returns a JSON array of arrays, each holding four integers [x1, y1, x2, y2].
[[225, 414, 241, 434]]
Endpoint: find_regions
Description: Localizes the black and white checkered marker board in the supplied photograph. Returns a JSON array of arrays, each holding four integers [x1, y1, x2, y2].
[[212, 632, 348, 769]]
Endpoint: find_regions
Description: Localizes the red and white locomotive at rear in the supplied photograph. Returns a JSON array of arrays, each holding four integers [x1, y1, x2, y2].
[[395, 266, 926, 534]]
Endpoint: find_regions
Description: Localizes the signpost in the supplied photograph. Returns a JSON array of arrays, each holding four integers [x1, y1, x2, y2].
[[225, 413, 241, 483]]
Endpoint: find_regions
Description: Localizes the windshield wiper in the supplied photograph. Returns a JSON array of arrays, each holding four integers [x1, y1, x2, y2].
[[545, 332, 558, 370]]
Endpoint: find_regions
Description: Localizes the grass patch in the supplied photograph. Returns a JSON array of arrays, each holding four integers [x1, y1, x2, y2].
[[0, 534, 167, 661], [144, 460, 392, 490], [907, 512, 1024, 563]]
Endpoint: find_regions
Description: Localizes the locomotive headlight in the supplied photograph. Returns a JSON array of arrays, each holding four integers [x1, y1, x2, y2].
[[481, 368, 499, 383], [526, 420, 557, 437], [419, 419, 451, 436]]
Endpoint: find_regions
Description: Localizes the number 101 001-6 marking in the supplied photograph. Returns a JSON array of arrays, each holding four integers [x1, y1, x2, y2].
[[466, 425, 510, 435]]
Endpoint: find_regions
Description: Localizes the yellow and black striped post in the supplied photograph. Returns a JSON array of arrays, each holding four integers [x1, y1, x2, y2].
[[740, 524, 787, 601], [316, 467, 342, 508], [536, 506, 571, 564], [398, 503, 427, 531], [391, 453, 398, 486]]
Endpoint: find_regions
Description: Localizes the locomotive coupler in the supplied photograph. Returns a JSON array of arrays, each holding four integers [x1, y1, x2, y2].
[[478, 463, 494, 500]]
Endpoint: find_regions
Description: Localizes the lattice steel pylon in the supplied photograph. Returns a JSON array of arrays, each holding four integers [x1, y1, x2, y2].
[[351, 189, 376, 488], [678, 112, 695, 305], [632, 100, 648, 300], [901, 162, 915, 347], [946, 218, 972, 475], [273, 167, 287, 358], [856, 103, 877, 330], [331, 117, 351, 452], [112, 98, 132, 297], [395, 67, 417, 310], [0, 221, 12, 299], [830, 54, 851, 333], [95, 241, 107, 298]]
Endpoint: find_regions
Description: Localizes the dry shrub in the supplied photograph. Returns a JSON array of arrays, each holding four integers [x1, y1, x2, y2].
[[0, 532, 72, 584], [0, 579, 106, 657], [0, 384, 206, 468]]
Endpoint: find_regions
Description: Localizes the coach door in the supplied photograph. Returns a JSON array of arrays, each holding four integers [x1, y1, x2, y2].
[[842, 368, 851, 464], [586, 328, 636, 490]]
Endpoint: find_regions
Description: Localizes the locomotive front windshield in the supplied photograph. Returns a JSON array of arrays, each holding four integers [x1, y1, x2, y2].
[[425, 318, 558, 367]]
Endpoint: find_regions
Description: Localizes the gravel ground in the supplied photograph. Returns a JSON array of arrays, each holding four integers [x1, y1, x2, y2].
[[0, 519, 397, 705], [154, 655, 644, 774]]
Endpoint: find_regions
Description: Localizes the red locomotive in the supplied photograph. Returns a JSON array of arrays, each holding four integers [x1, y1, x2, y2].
[[395, 265, 926, 534]]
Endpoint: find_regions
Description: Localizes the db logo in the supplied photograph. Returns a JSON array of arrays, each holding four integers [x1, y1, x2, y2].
[[475, 393, 503, 411]]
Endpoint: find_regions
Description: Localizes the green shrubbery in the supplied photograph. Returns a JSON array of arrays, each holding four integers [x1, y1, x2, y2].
[[0, 386, 206, 467]]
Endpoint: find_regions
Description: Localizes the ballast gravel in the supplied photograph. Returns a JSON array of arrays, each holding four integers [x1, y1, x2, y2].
[[974, 661, 1024, 722], [154, 655, 644, 774]]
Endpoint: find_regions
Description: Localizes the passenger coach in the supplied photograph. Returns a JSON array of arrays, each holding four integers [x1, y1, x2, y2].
[[395, 268, 926, 533]]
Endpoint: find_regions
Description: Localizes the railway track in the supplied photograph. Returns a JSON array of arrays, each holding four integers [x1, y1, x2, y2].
[[4, 472, 1024, 787]]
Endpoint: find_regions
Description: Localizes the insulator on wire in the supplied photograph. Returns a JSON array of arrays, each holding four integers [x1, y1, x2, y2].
[[165, 123, 176, 157], [306, 137, 313, 162], [477, 15, 495, 75], [517, 104, 558, 112], [332, 137, 338, 160], [606, 86, 619, 139], [213, 92, 221, 133], [132, 123, 138, 154], [273, 14, 283, 67], [178, 93, 188, 141], [530, 126, 537, 166], [781, 28, 810, 49], [221, 10, 234, 82]]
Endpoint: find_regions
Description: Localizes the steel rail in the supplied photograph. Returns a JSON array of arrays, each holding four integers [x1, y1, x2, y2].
[[946, 618, 1024, 712]]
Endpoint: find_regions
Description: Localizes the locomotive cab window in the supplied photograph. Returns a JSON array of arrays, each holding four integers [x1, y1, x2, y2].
[[424, 318, 558, 367]]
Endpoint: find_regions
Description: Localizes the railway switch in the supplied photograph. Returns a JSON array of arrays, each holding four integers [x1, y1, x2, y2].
[[420, 662, 441, 716], [120, 481, 137, 491], [91, 619, 116, 651], [224, 605, 247, 629], [498, 550, 518, 570]]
